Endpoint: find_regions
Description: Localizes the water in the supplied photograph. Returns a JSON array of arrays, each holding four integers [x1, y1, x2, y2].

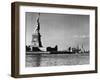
[[26, 53, 89, 67]]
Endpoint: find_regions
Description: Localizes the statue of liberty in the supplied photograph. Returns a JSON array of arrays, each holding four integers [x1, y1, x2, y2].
[[31, 13, 43, 47]]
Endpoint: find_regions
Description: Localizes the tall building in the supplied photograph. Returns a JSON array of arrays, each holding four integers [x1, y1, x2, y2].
[[31, 13, 43, 47]]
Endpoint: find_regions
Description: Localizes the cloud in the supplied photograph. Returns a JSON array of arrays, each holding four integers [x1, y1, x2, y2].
[[73, 35, 89, 38]]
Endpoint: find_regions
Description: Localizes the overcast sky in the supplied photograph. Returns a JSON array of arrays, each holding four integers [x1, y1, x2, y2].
[[25, 12, 89, 51]]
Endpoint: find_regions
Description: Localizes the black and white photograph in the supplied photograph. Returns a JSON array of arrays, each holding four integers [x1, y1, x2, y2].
[[11, 2, 97, 77], [25, 12, 90, 67]]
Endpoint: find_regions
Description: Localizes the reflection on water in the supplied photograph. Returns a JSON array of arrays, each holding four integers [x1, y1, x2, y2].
[[26, 53, 89, 67]]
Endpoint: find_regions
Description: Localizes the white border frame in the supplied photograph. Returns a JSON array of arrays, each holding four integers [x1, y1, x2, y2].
[[19, 6, 96, 74]]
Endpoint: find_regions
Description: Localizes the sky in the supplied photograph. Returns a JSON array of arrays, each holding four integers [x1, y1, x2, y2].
[[25, 12, 89, 51]]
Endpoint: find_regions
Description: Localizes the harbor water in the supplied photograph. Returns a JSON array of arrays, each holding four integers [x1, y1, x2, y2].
[[26, 53, 89, 67]]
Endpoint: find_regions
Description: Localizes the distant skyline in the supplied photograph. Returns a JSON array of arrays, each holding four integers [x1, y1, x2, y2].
[[25, 12, 89, 51]]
